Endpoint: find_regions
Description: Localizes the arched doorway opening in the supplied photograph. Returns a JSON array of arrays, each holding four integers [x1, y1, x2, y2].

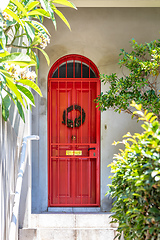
[[48, 54, 100, 207]]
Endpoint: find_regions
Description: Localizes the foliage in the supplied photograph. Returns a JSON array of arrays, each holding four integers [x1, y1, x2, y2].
[[108, 102, 160, 240], [95, 39, 160, 122], [0, 0, 76, 122]]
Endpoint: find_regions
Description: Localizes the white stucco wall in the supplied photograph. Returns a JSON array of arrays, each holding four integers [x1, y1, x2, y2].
[[32, 7, 160, 212]]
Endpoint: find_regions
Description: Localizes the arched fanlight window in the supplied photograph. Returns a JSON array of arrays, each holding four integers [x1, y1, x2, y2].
[[48, 54, 99, 79]]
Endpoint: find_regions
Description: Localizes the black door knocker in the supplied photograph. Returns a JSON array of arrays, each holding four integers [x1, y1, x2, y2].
[[62, 105, 86, 128]]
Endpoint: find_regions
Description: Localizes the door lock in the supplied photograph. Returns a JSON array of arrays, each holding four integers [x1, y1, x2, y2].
[[71, 135, 76, 141], [88, 147, 96, 151]]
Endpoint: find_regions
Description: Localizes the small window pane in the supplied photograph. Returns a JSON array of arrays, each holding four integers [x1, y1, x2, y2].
[[52, 68, 58, 78], [90, 68, 97, 78], [59, 63, 66, 78], [75, 62, 81, 78], [67, 62, 73, 78], [82, 64, 89, 78]]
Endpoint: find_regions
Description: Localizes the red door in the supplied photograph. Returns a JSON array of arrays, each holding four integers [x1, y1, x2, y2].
[[48, 55, 100, 207]]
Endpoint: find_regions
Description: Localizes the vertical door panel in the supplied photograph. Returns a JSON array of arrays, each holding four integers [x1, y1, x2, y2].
[[49, 79, 100, 206], [48, 59, 100, 208]]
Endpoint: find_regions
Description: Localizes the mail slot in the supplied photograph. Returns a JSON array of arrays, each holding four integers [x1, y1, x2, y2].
[[66, 150, 82, 156]]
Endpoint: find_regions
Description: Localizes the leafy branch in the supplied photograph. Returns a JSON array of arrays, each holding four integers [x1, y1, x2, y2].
[[0, 0, 76, 122], [95, 39, 160, 122]]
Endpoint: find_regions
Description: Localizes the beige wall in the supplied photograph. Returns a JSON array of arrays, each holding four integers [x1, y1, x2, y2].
[[32, 7, 160, 212], [59, 0, 160, 7]]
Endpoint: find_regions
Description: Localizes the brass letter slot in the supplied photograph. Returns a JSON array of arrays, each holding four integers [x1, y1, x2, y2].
[[66, 150, 82, 156]]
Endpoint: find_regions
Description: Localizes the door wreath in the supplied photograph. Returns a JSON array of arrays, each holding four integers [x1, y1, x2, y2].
[[62, 105, 86, 128]]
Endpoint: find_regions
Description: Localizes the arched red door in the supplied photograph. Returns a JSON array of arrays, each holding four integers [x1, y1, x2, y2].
[[48, 54, 100, 207]]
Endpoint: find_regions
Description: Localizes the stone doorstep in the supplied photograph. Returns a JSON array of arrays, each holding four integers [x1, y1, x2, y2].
[[30, 213, 118, 229], [19, 214, 121, 240], [19, 228, 119, 240]]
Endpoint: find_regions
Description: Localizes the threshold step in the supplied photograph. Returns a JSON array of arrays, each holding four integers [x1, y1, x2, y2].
[[31, 213, 118, 229], [19, 228, 118, 240]]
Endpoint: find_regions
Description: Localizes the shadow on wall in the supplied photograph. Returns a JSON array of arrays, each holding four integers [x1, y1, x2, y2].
[[101, 194, 116, 212]]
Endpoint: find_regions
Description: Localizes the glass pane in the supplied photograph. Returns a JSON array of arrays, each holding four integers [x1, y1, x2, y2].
[[67, 61, 73, 78], [59, 63, 66, 78], [52, 68, 58, 78], [90, 68, 97, 78], [82, 64, 89, 78], [75, 61, 81, 78]]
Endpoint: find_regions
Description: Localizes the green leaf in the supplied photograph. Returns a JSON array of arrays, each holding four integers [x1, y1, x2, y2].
[[0, 69, 14, 80], [0, 52, 36, 67], [28, 9, 50, 18], [2, 95, 11, 121], [25, 22, 35, 41], [150, 116, 157, 123], [0, 50, 10, 58], [48, 7, 56, 29], [10, 0, 28, 17], [16, 85, 35, 106], [39, 0, 49, 11], [34, 47, 50, 65], [146, 112, 154, 121], [6, 60, 36, 68], [52, 0, 77, 9], [4, 8, 25, 30], [16, 79, 42, 97], [0, 52, 31, 63], [6, 78, 24, 107], [27, 1, 39, 11], [30, 20, 50, 37], [31, 37, 41, 48], [53, 8, 71, 30], [152, 170, 160, 178], [14, 99, 25, 122]]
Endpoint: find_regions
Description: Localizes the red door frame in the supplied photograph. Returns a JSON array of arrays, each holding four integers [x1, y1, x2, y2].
[[47, 54, 100, 207]]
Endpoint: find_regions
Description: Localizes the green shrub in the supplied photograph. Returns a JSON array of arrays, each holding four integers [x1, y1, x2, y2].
[[108, 102, 160, 240]]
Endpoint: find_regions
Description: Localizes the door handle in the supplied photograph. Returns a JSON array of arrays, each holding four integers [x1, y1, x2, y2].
[[88, 147, 96, 151]]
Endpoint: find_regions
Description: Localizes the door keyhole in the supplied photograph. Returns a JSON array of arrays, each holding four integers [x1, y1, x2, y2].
[[71, 135, 76, 141]]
